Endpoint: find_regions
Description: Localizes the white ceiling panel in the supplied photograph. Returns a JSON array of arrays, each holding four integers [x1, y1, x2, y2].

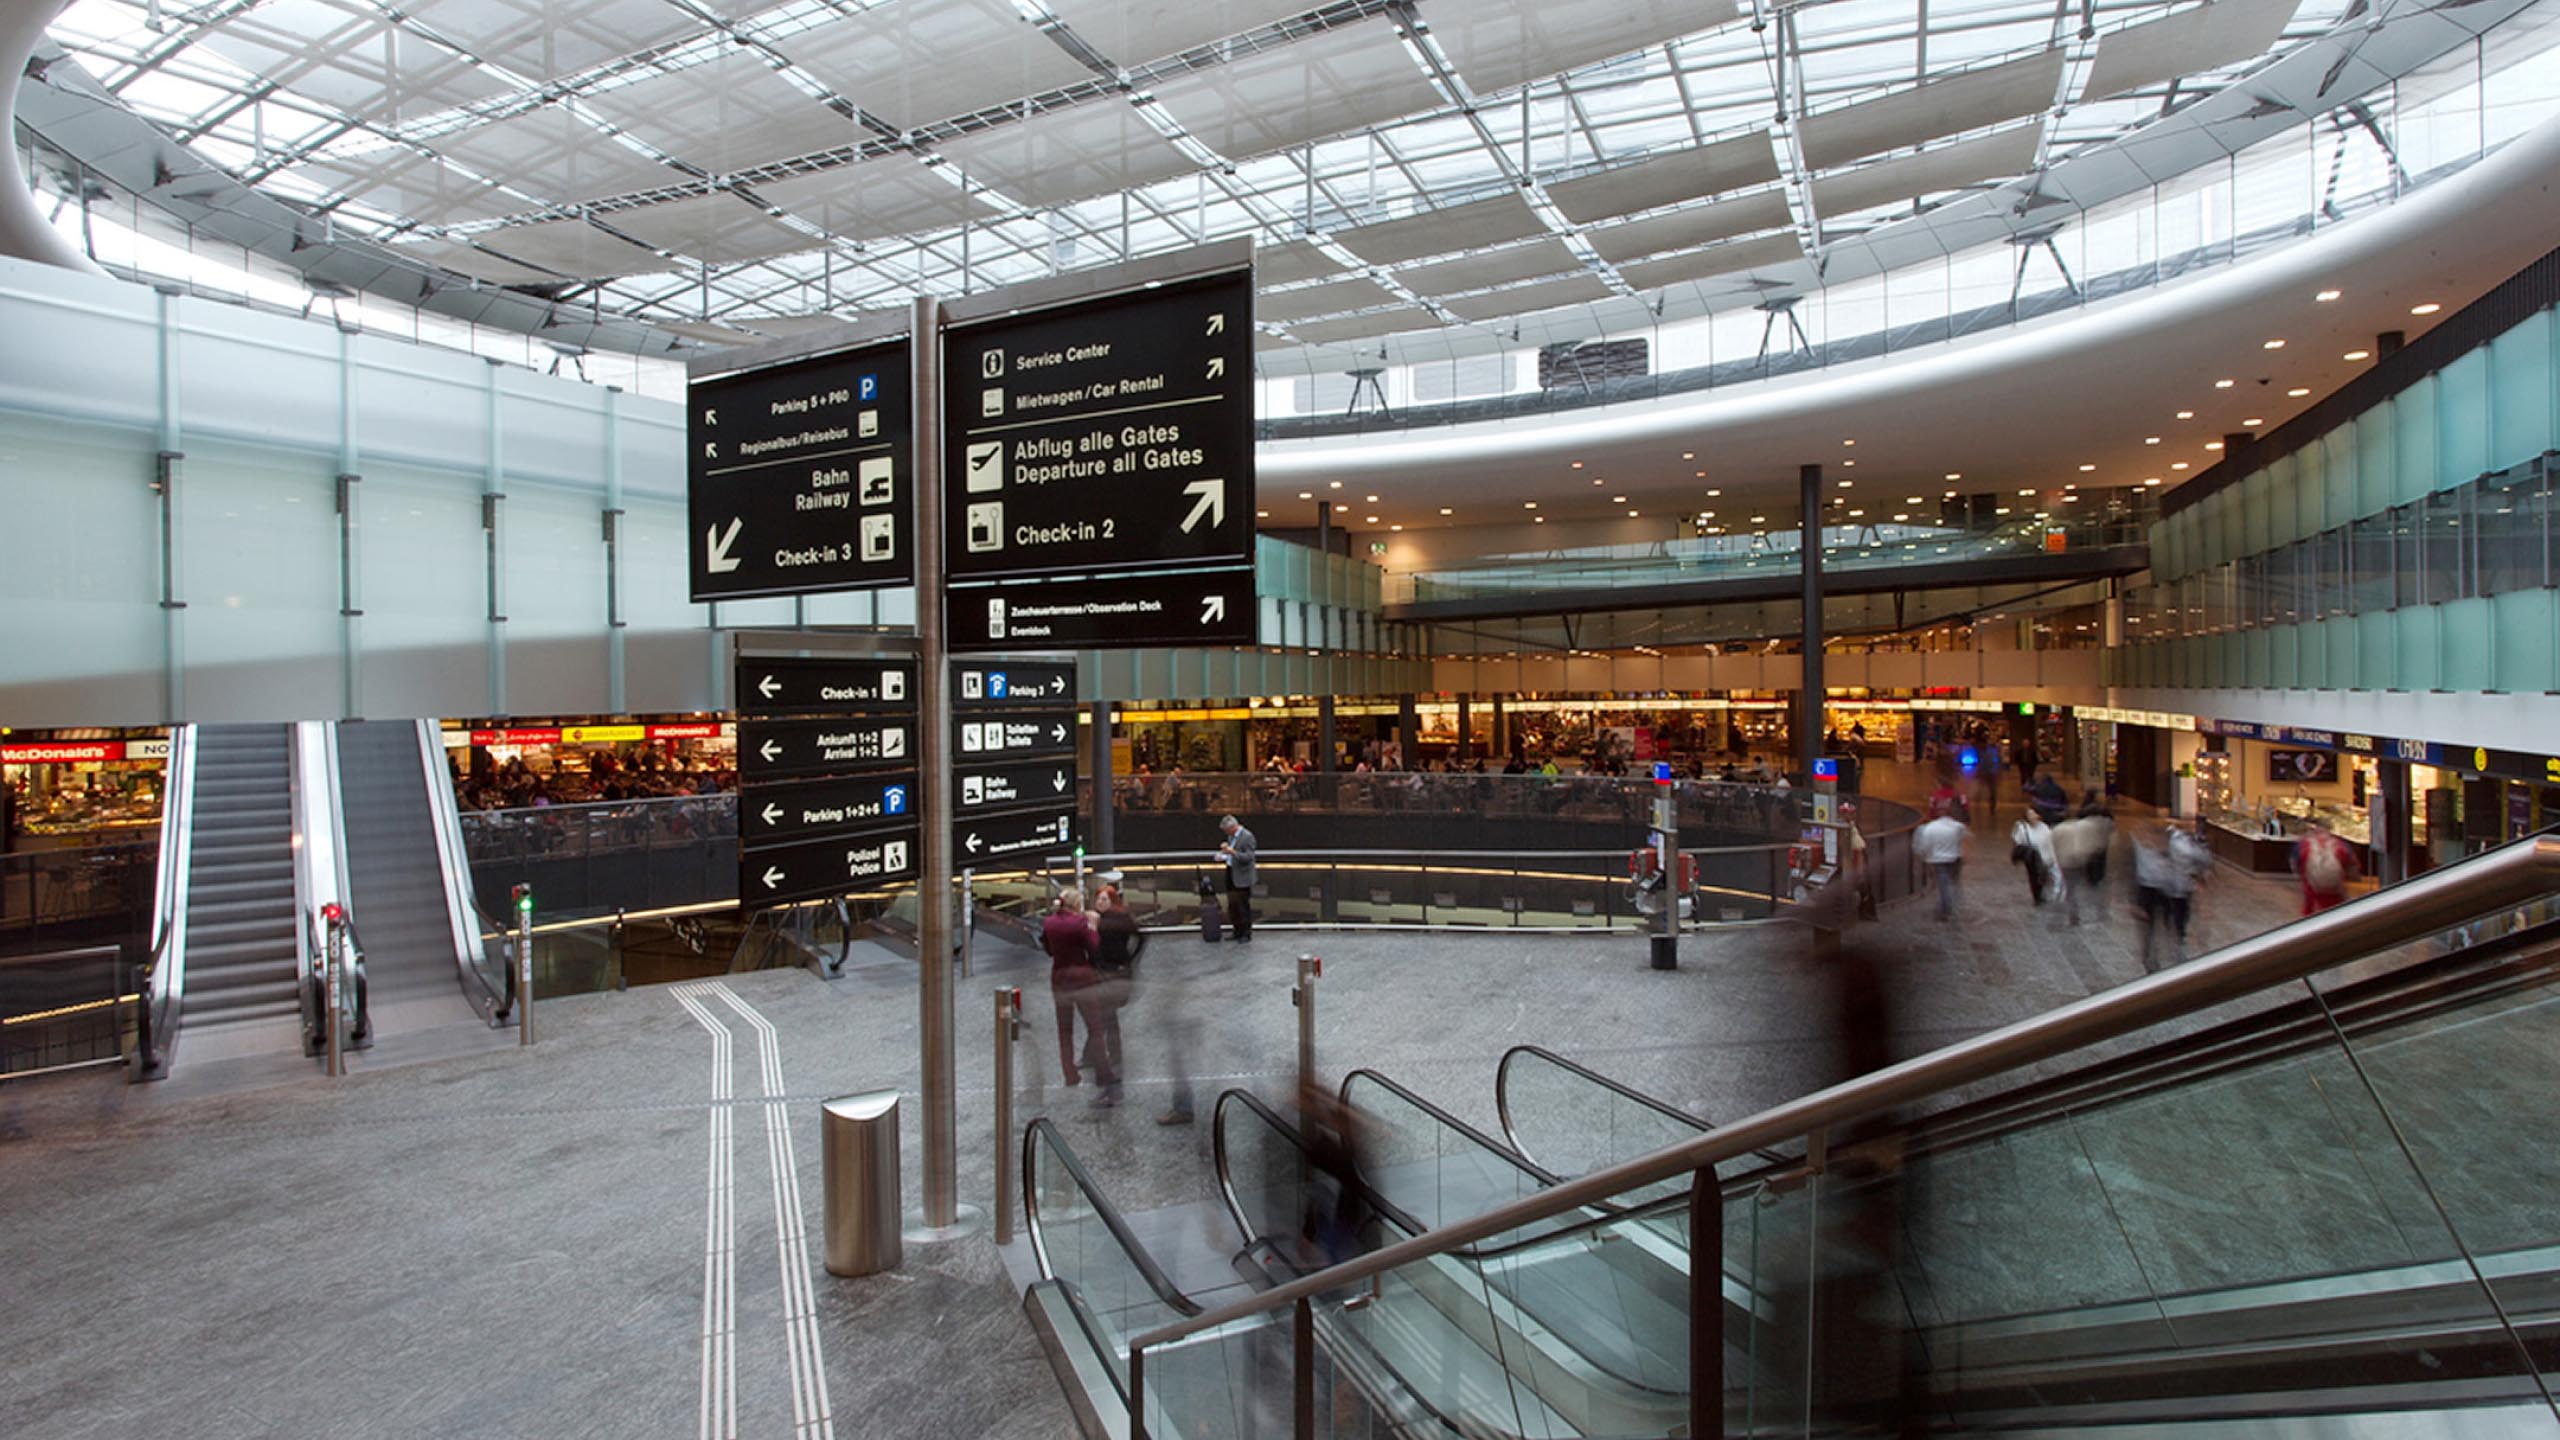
[[1585, 189, 1793, 263], [1441, 273, 1613, 322], [1544, 131, 1782, 224], [1152, 20, 1443, 161], [1046, 0, 1319, 68], [656, 318, 766, 346], [1616, 232, 1804, 291], [1796, 49, 2064, 170], [389, 236, 562, 285], [1256, 238, 1346, 286], [433, 102, 684, 207], [1258, 275, 1400, 322], [1291, 308, 1441, 344], [737, 313, 889, 339], [1416, 0, 1741, 98], [284, 146, 521, 226], [2085, 0, 2305, 102], [775, 0, 1094, 133], [1336, 190, 1544, 265], [1809, 122, 2042, 217], [754, 157, 979, 243], [474, 215, 672, 278], [1399, 238, 1578, 296], [609, 191, 816, 264], [583, 52, 859, 175], [405, 0, 701, 82], [935, 99, 1199, 209], [199, 0, 511, 126]]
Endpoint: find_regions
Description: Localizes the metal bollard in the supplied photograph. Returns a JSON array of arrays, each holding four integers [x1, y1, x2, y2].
[[324, 909, 344, 1078], [512, 883, 535, 1047], [1292, 955, 1321, 1088], [822, 1090, 904, 1277], [993, 986, 1021, 1246]]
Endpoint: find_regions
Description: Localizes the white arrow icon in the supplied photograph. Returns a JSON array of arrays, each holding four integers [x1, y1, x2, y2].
[[760, 802, 782, 826], [1201, 593, 1228, 625], [1180, 479, 1224, 534], [1051, 723, 1068, 743], [1052, 770, 1068, 793], [757, 674, 781, 699], [1205, 313, 1226, 335], [703, 441, 719, 459], [703, 408, 717, 426], [1206, 356, 1226, 380], [706, 518, 743, 573], [761, 865, 785, 890], [759, 738, 782, 763], [965, 833, 983, 854]]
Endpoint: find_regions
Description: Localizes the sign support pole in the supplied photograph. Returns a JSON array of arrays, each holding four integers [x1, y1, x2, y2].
[[912, 295, 962, 1234]]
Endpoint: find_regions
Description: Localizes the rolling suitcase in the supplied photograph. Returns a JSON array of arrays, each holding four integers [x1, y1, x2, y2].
[[1198, 874, 1224, 943]]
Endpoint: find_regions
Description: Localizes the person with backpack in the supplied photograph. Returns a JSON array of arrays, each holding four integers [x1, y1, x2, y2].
[[1041, 887, 1119, 1107], [2292, 818, 2360, 916]]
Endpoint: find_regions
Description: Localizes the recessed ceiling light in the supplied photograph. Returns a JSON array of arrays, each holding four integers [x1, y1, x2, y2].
[[1893, 513, 1910, 522], [1523, 501, 1537, 509], [1627, 511, 1639, 517], [1701, 510, 1715, 518], [1705, 488, 1721, 497], [2411, 302, 2442, 316], [1848, 508, 1865, 517], [1256, 509, 1270, 518], [2142, 477, 2161, 486], [1750, 515, 1766, 523], [1681, 452, 1695, 460], [1365, 494, 1379, 502], [2144, 437, 2160, 445], [1842, 459, 1857, 467], [1365, 515, 1380, 523], [2205, 441, 2225, 451], [2262, 339, 2286, 350], [1942, 490, 1956, 499], [1390, 524, 1403, 531], [1329, 480, 1342, 489], [2287, 387, 2310, 397], [1438, 507, 1453, 515], [1944, 472, 1962, 481], [1298, 491, 1312, 499], [2344, 349, 2371, 361], [2175, 410, 2195, 419], [2017, 488, 2035, 496], [1837, 478, 1853, 488], [2078, 463, 2096, 471], [1612, 496, 1626, 503], [1571, 461, 1584, 468], [2172, 462, 2190, 470], [1592, 477, 1606, 485], [1535, 516, 1546, 523], [2242, 417, 2263, 427], [1995, 506, 2010, 515], [2315, 289, 2342, 302], [1843, 439, 1856, 446], [2065, 482, 2079, 491], [1905, 496, 1922, 504]]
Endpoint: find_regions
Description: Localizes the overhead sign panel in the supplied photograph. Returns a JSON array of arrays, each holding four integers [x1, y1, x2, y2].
[[954, 756, 1075, 816], [736, 657, 916, 715], [738, 715, 916, 779], [689, 338, 914, 601], [941, 270, 1253, 581], [745, 825, 919, 908], [740, 771, 917, 846], [948, 568, 1256, 653], [953, 660, 1076, 706], [954, 805, 1075, 864]]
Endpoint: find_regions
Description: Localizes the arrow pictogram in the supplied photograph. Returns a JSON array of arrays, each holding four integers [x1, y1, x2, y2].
[[761, 802, 783, 826], [760, 865, 785, 890], [1205, 313, 1226, 335], [1201, 593, 1228, 625], [759, 738, 782, 763], [757, 674, 781, 699], [1205, 356, 1226, 380], [965, 833, 983, 854], [1052, 770, 1068, 793], [1179, 479, 1224, 534], [706, 518, 743, 574]]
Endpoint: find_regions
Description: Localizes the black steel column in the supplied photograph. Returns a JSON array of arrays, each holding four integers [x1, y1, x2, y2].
[[1456, 693, 1472, 761], [1398, 694, 1420, 766], [2379, 759, 2412, 886], [1798, 463, 1824, 782], [1318, 694, 1337, 776], [1089, 699, 1115, 858]]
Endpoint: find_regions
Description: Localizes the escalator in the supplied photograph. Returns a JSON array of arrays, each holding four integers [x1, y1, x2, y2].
[[174, 723, 303, 1046], [333, 719, 486, 1038], [1025, 832, 2560, 1436]]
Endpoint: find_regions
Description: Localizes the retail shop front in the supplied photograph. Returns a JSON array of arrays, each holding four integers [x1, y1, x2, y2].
[[1, 731, 171, 852], [441, 719, 736, 810]]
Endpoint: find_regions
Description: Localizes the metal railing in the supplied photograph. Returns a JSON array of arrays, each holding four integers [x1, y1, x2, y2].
[[1123, 832, 2560, 1437], [134, 724, 196, 1080]]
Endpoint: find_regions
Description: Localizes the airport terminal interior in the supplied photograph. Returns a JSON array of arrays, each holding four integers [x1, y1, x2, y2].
[[8, 0, 2560, 1435]]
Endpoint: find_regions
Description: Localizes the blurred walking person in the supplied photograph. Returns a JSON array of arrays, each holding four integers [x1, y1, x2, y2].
[[2133, 822, 2215, 970], [2051, 795, 2113, 927], [1915, 804, 1970, 921], [2292, 817, 2359, 916], [1091, 873, 1144, 1091], [2012, 808, 2062, 908], [1041, 887, 1119, 1106]]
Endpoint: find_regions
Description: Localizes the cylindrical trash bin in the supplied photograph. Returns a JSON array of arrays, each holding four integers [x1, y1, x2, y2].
[[821, 1090, 903, 1277]]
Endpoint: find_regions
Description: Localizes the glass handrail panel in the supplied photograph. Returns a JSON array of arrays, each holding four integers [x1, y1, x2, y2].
[[1023, 1119, 1198, 1400], [1497, 1047, 1712, 1205], [1341, 1070, 1554, 1236]]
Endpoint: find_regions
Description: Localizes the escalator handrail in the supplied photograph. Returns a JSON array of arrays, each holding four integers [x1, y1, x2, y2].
[[1019, 1116, 1201, 1319], [1132, 830, 2560, 1360], [135, 723, 197, 1077], [1209, 1087, 1432, 1250], [1341, 1065, 1568, 1188], [1495, 1043, 1799, 1179], [416, 718, 508, 1019]]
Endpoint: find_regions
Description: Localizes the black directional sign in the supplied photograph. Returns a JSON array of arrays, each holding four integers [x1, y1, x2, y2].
[[953, 660, 1076, 707], [948, 567, 1256, 653], [956, 711, 1075, 763], [739, 716, 916, 780], [689, 338, 913, 601], [737, 658, 916, 715], [745, 824, 919, 908], [955, 757, 1075, 817], [954, 806, 1076, 865], [941, 271, 1253, 581], [741, 771, 917, 845]]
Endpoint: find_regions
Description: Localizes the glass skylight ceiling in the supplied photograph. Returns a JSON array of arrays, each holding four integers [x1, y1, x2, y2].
[[36, 0, 2371, 353]]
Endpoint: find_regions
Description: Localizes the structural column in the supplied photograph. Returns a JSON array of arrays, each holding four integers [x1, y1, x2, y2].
[[1318, 694, 1338, 775], [1455, 693, 1472, 761], [1397, 694, 1420, 766], [1798, 463, 1824, 781], [910, 296, 959, 1230], [2377, 759, 2413, 886], [1088, 700, 1115, 857]]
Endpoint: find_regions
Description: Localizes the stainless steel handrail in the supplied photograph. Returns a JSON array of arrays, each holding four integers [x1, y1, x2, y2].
[[135, 723, 196, 1078], [1129, 833, 2560, 1364]]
